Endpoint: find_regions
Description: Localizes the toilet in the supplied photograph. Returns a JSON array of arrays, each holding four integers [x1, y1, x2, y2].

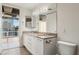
[[57, 41, 77, 55]]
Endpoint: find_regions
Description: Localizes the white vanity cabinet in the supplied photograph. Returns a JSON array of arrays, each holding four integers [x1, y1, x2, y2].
[[23, 33, 57, 55]]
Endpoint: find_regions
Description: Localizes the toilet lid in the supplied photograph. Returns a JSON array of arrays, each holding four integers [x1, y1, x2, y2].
[[58, 41, 77, 46]]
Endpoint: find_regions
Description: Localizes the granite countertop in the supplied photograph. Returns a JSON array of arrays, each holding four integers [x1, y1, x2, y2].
[[23, 31, 57, 39]]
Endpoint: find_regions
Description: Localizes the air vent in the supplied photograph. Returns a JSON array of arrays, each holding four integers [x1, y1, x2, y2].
[[2, 5, 19, 17]]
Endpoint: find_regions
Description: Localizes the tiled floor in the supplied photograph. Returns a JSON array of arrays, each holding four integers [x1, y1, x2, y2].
[[0, 47, 31, 55]]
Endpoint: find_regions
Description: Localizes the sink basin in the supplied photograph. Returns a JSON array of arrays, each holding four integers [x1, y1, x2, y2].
[[37, 34, 45, 36], [37, 35, 56, 39]]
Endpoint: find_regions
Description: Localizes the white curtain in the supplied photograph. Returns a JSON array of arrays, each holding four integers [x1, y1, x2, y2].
[[39, 21, 47, 32]]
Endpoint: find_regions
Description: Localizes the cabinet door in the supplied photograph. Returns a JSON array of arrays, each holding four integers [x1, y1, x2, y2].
[[44, 38, 57, 55], [36, 38, 43, 55], [32, 37, 43, 55], [32, 36, 37, 54]]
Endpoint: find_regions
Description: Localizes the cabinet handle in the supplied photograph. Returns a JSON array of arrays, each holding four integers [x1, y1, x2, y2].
[[46, 40, 52, 44]]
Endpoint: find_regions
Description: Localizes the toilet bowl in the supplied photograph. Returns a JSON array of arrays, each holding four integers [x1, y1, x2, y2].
[[57, 41, 77, 55]]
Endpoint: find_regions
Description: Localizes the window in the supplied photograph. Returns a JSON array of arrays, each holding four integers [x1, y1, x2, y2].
[[25, 17, 32, 28], [2, 16, 19, 37]]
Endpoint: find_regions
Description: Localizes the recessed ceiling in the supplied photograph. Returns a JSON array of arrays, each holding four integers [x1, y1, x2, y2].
[[10, 3, 43, 10], [8, 3, 53, 11]]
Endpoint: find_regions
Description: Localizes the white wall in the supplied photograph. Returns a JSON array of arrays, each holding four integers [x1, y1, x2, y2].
[[0, 3, 2, 31], [0, 4, 1, 28], [57, 3, 79, 54], [0, 4, 1, 17]]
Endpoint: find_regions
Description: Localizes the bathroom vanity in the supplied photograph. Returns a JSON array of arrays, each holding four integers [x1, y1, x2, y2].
[[23, 31, 57, 55]]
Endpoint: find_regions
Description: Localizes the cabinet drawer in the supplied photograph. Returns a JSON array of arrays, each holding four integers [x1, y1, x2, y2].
[[24, 41, 32, 53], [27, 41, 32, 47], [27, 37, 32, 41]]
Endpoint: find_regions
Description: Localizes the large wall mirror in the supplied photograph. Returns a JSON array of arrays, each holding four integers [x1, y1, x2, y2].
[[38, 3, 57, 33]]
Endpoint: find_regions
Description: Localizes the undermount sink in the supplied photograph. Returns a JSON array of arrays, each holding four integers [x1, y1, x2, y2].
[[37, 34, 56, 39], [37, 33, 56, 37]]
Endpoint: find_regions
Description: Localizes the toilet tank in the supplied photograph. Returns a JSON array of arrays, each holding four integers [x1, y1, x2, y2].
[[58, 41, 77, 55]]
